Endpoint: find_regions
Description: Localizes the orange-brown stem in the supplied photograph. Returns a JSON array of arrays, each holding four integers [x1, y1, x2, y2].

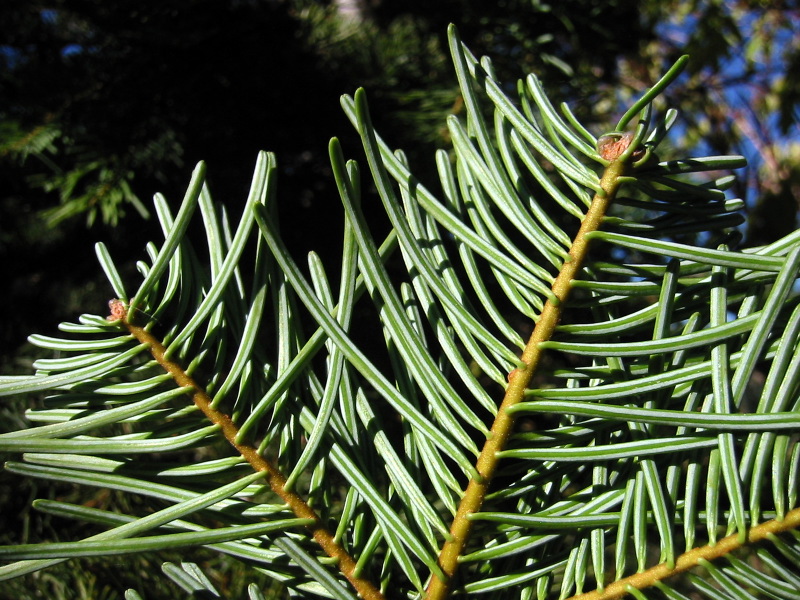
[[424, 158, 630, 600], [115, 307, 385, 600], [567, 506, 800, 600]]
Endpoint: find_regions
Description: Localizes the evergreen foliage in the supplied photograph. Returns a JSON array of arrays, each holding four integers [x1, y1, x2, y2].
[[1, 25, 799, 600]]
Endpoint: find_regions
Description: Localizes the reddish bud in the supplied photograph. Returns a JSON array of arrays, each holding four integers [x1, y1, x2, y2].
[[107, 299, 128, 321]]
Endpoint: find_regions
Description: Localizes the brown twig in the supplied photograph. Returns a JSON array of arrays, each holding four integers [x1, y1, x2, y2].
[[108, 300, 385, 600], [424, 151, 632, 600], [566, 506, 800, 600]]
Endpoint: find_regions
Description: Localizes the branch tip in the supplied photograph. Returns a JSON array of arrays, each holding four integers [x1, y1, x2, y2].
[[107, 298, 128, 322]]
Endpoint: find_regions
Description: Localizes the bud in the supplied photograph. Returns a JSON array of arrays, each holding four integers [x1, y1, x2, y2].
[[107, 299, 128, 321], [597, 132, 646, 162]]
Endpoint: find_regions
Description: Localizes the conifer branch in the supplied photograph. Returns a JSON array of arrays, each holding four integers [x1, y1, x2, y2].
[[566, 506, 800, 600], [110, 300, 386, 600], [425, 151, 632, 600]]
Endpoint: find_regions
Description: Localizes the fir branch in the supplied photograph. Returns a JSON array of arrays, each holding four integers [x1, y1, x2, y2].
[[109, 300, 386, 600], [566, 506, 800, 600], [425, 141, 633, 599]]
